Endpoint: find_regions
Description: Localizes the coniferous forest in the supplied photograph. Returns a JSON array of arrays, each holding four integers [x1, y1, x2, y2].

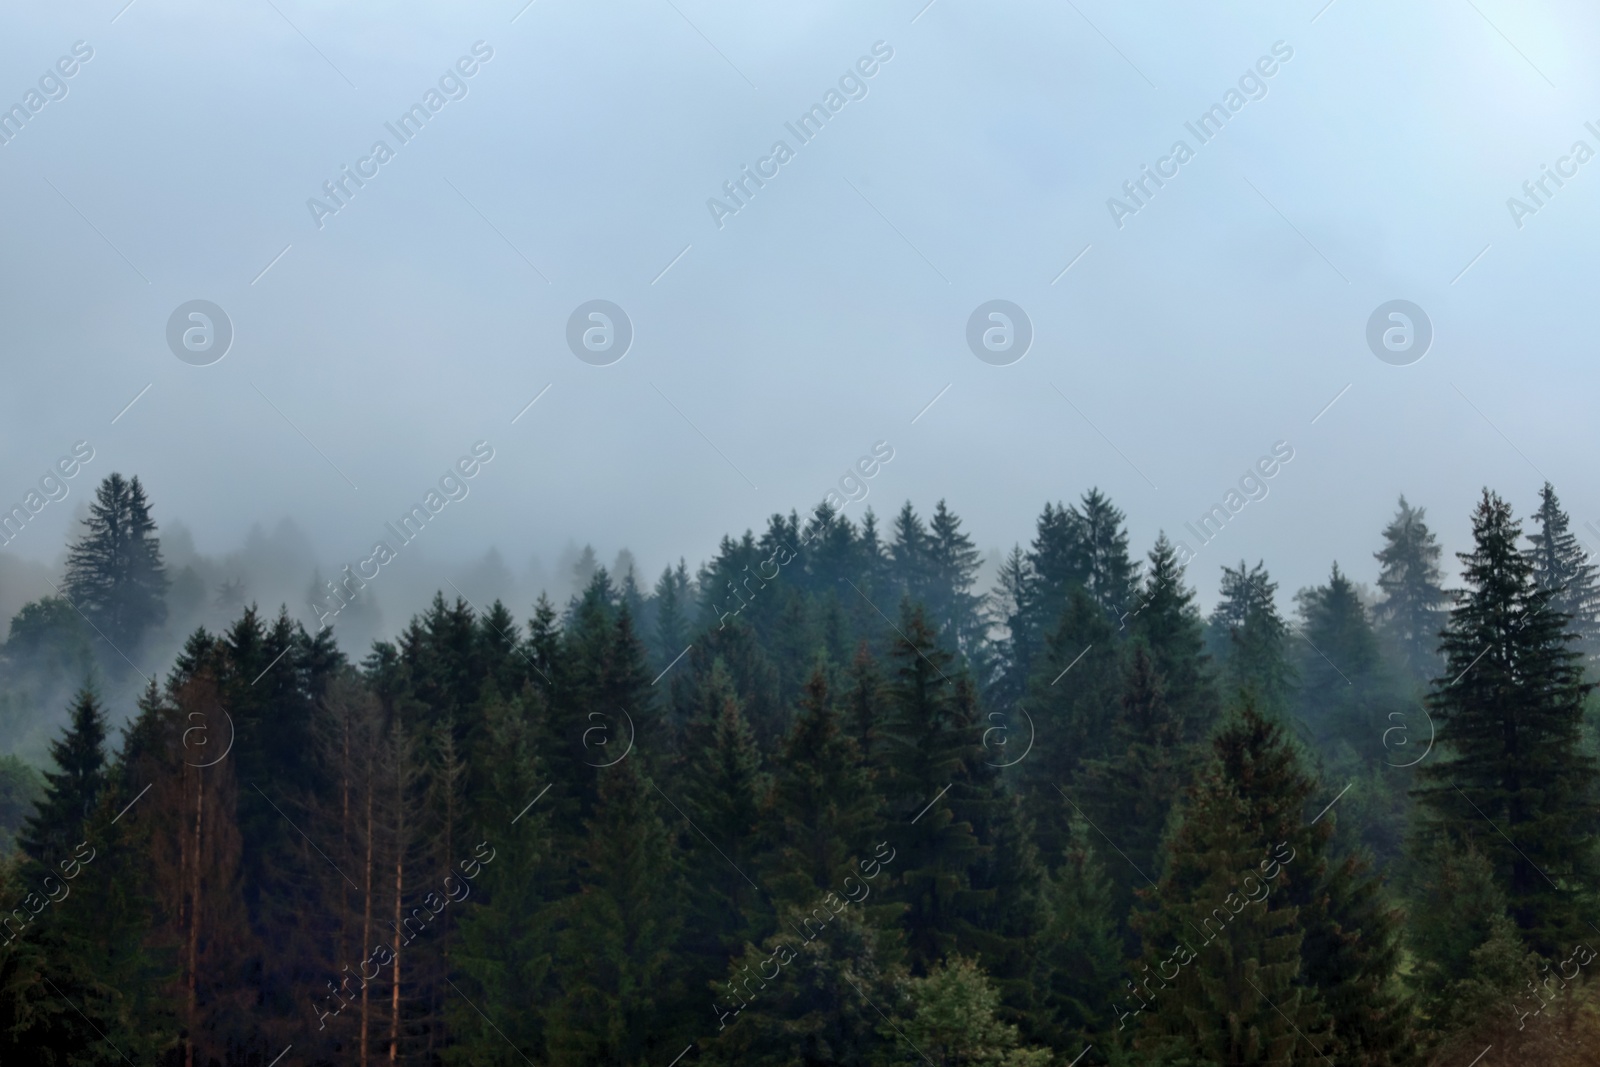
[[7, 472, 1600, 1067]]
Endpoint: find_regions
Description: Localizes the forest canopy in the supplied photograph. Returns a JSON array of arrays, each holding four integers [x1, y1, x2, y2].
[[3, 473, 1600, 1065]]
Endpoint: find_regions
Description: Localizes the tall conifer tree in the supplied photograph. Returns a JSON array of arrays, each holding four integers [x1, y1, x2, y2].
[[1415, 490, 1597, 955]]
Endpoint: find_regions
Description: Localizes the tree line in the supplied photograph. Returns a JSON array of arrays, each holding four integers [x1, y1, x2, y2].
[[2, 472, 1600, 1064]]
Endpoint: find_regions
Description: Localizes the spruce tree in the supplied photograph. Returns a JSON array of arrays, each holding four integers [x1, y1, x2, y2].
[[446, 690, 554, 1066], [1130, 533, 1220, 744], [1293, 564, 1412, 869], [1374, 496, 1450, 683], [1075, 487, 1140, 622], [924, 500, 986, 659], [1080, 646, 1195, 954], [680, 662, 770, 977], [1129, 704, 1328, 1066], [1209, 560, 1296, 718], [880, 607, 983, 974], [1528, 481, 1600, 661], [1415, 489, 1598, 955], [878, 957, 1053, 1067], [1021, 586, 1123, 867], [63, 473, 169, 652], [762, 666, 878, 908], [546, 757, 686, 1066], [19, 688, 108, 865]]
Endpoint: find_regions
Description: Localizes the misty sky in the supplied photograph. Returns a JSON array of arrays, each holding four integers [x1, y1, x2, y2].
[[3, 0, 1598, 627]]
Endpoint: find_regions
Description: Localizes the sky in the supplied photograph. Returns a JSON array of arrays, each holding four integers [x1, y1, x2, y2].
[[2, 0, 1598, 631]]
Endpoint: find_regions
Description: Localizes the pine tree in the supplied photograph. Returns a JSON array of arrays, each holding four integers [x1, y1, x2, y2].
[[1209, 560, 1296, 718], [1374, 496, 1450, 683], [877, 956, 1053, 1067], [680, 663, 769, 971], [1034, 831, 1123, 1046], [1406, 837, 1536, 1044], [19, 688, 108, 865], [0, 696, 175, 1065], [1021, 587, 1123, 867], [1528, 481, 1600, 661], [763, 666, 879, 909], [924, 500, 986, 659], [880, 607, 983, 974], [1293, 563, 1414, 869], [988, 546, 1034, 709], [446, 690, 553, 1066], [1075, 488, 1140, 622], [704, 905, 904, 1067], [651, 560, 694, 670], [889, 502, 933, 610], [1129, 534, 1220, 744], [1415, 490, 1598, 955], [63, 473, 169, 653], [546, 757, 686, 1066], [1129, 704, 1328, 1066], [1080, 647, 1195, 953]]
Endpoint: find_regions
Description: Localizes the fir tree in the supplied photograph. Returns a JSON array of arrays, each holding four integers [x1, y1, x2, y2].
[[546, 757, 685, 1066], [924, 500, 986, 659], [446, 691, 554, 1066], [1209, 560, 1296, 718], [1130, 533, 1221, 744], [762, 666, 877, 908], [1528, 481, 1600, 660], [1374, 496, 1450, 683], [1080, 646, 1195, 953], [1129, 704, 1328, 1066], [880, 607, 983, 974], [19, 688, 108, 865], [1021, 587, 1123, 867], [63, 473, 169, 653], [1415, 490, 1598, 955], [877, 956, 1053, 1067]]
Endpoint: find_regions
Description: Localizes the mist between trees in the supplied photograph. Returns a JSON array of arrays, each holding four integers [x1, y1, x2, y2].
[[4, 471, 1600, 1064]]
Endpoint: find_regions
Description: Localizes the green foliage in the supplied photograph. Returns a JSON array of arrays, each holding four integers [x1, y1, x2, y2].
[[1374, 496, 1451, 684], [877, 956, 1053, 1067], [0, 756, 42, 857], [1416, 490, 1598, 955], [62, 473, 168, 654]]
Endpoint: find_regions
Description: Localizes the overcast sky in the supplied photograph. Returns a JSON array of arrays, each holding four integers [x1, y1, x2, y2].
[[2, 0, 1598, 622]]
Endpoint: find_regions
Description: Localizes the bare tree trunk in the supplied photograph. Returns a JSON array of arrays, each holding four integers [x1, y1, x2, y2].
[[390, 727, 405, 1066], [391, 843, 403, 1064], [361, 776, 373, 1067], [186, 766, 203, 1067]]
